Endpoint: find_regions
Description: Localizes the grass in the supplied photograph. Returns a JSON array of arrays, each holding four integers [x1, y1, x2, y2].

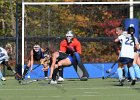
[[0, 77, 140, 100]]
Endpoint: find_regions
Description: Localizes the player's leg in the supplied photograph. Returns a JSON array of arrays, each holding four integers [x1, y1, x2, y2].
[[123, 65, 131, 81], [117, 63, 123, 80], [133, 53, 140, 79], [57, 58, 71, 81], [56, 58, 72, 82], [42, 62, 49, 79], [44, 70, 48, 79], [127, 61, 136, 85], [118, 67, 125, 86], [117, 58, 125, 86], [59, 68, 63, 77], [48, 68, 59, 84], [0, 70, 3, 85], [22, 60, 31, 79], [2, 61, 22, 79], [0, 62, 6, 81], [73, 52, 89, 78], [57, 68, 64, 82]]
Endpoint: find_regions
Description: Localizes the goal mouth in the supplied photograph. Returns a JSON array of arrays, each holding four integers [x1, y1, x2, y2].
[[22, 1, 140, 74]]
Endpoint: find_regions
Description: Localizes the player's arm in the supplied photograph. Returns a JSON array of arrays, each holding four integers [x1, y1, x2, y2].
[[135, 44, 139, 51], [59, 40, 67, 52], [41, 58, 50, 71], [42, 62, 49, 71], [30, 50, 34, 71], [75, 40, 82, 54], [114, 38, 120, 43], [134, 37, 140, 50], [41, 48, 45, 52]]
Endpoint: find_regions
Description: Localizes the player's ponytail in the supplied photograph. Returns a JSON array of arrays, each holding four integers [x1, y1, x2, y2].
[[127, 27, 137, 51]]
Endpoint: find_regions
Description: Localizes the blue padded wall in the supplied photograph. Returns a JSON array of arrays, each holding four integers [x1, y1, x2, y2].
[[25, 63, 118, 79]]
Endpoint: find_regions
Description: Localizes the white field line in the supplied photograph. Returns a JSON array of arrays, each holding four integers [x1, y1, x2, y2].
[[20, 94, 140, 98], [0, 94, 138, 99]]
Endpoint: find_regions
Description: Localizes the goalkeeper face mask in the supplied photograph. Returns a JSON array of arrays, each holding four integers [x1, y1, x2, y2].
[[33, 45, 40, 52], [66, 31, 74, 43]]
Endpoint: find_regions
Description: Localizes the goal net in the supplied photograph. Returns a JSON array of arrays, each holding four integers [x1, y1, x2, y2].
[[22, 1, 140, 72]]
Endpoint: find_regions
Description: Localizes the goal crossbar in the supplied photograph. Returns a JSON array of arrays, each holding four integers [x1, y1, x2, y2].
[[23, 1, 140, 5]]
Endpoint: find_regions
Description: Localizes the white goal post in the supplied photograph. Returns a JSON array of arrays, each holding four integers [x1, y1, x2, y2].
[[22, 1, 140, 74]]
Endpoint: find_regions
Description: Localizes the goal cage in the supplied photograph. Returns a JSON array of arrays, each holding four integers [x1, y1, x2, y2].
[[22, 1, 140, 73]]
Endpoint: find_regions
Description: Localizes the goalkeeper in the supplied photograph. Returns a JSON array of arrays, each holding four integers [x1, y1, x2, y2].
[[59, 30, 89, 81]]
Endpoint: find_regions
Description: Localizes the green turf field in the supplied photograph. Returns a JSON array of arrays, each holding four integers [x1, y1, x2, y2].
[[0, 77, 140, 100]]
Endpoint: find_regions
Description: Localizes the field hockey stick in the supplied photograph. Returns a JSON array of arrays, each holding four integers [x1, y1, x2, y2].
[[24, 64, 41, 76], [106, 60, 118, 73], [19, 79, 39, 85], [104, 71, 117, 79], [2, 62, 22, 79]]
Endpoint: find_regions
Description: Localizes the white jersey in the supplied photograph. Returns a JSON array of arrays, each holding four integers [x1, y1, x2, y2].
[[0, 47, 9, 64], [118, 34, 139, 59]]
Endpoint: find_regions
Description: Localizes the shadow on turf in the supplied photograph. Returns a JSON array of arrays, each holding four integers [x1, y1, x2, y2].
[[67, 79, 80, 81], [112, 84, 124, 86], [132, 87, 140, 91]]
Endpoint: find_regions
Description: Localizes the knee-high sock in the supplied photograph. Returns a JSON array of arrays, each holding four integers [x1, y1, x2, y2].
[[133, 64, 140, 79], [129, 66, 135, 80], [117, 68, 123, 80], [23, 66, 29, 77], [59, 68, 63, 78], [124, 65, 130, 78], [0, 70, 3, 79], [52, 68, 59, 81], [44, 71, 48, 77]]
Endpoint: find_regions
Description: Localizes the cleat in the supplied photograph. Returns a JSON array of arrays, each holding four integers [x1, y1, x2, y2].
[[126, 79, 131, 82], [131, 79, 136, 85], [18, 80, 22, 84], [48, 80, 57, 84], [1, 77, 6, 81], [44, 77, 49, 80], [80, 75, 88, 81], [119, 79, 124, 86], [57, 76, 64, 82]]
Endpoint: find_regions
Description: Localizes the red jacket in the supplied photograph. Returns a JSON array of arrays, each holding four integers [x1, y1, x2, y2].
[[60, 38, 82, 54]]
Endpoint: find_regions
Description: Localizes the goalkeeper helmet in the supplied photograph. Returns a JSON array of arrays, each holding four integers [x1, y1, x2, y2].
[[66, 31, 74, 43]]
